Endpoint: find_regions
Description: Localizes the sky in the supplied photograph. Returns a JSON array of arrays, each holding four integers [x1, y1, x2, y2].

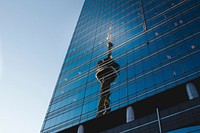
[[0, 0, 84, 133]]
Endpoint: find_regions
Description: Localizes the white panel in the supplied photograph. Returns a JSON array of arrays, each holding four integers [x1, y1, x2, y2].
[[186, 82, 199, 100], [126, 106, 135, 123], [77, 125, 84, 133]]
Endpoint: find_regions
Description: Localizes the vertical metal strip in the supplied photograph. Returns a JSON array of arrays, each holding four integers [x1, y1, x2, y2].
[[156, 108, 163, 133], [139, 0, 147, 31]]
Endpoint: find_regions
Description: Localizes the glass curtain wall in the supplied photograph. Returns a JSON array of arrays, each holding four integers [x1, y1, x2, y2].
[[41, 0, 200, 132]]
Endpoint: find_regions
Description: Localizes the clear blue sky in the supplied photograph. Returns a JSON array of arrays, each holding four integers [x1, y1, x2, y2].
[[0, 0, 84, 133]]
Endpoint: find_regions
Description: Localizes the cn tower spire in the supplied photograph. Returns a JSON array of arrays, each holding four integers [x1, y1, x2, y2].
[[107, 25, 112, 44], [107, 24, 113, 58]]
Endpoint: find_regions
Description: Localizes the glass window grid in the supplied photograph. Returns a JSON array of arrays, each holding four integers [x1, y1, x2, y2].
[[70, 9, 142, 53], [73, 1, 141, 43], [59, 31, 198, 97], [61, 22, 143, 76], [47, 48, 198, 120], [63, 4, 200, 75], [46, 40, 199, 125], [147, 1, 199, 27], [68, 0, 198, 54], [43, 71, 199, 132], [43, 65, 200, 133], [57, 16, 198, 89], [54, 43, 197, 105], [147, 2, 200, 29], [67, 15, 143, 61], [42, 0, 200, 132], [77, 0, 132, 30], [144, 0, 180, 19]]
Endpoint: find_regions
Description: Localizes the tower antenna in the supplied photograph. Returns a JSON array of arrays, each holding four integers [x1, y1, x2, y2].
[[107, 25, 112, 44], [106, 24, 113, 58]]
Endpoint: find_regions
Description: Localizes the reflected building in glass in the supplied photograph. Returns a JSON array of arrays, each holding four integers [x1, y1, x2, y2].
[[41, 0, 200, 132]]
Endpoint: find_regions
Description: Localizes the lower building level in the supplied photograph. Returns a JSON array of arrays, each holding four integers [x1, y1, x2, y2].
[[101, 96, 200, 133], [59, 77, 200, 133]]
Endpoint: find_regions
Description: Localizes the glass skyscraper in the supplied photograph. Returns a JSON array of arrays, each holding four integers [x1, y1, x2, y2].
[[41, 0, 200, 132]]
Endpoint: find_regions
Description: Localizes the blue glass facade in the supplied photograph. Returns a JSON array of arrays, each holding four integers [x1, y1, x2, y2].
[[41, 0, 200, 132], [168, 125, 200, 133]]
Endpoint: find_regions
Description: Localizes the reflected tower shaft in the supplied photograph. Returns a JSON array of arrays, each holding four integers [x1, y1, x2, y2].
[[96, 27, 120, 117]]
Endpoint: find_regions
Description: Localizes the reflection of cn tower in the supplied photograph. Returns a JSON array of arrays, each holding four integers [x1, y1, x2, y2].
[[96, 27, 120, 117]]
